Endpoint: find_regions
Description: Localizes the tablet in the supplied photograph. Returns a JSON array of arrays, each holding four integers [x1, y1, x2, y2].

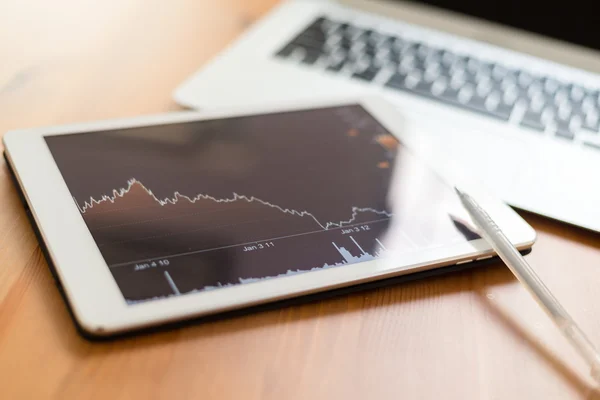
[[3, 96, 536, 338]]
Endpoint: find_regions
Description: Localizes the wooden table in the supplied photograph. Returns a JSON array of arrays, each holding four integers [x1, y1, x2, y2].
[[1, 1, 600, 398]]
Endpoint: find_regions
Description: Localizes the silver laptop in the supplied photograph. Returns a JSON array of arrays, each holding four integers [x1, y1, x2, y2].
[[173, 0, 600, 232]]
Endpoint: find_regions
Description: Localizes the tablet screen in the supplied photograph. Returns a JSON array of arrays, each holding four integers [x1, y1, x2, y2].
[[44, 104, 479, 304]]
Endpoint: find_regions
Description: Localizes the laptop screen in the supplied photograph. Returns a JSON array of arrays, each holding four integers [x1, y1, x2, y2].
[[405, 0, 600, 52]]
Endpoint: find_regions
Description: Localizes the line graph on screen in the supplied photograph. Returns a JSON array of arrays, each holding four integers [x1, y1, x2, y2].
[[73, 177, 396, 273], [75, 178, 394, 231]]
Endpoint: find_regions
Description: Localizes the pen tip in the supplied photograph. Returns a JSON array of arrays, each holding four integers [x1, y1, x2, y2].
[[454, 186, 463, 196]]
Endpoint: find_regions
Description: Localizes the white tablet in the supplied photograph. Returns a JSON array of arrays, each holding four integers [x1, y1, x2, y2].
[[3, 96, 536, 338]]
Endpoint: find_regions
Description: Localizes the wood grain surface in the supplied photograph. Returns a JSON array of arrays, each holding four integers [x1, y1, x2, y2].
[[1, 1, 600, 399]]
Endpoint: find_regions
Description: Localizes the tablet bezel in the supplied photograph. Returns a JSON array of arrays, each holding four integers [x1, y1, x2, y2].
[[3, 96, 536, 336]]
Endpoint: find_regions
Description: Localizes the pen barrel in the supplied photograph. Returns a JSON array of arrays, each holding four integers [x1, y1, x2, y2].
[[561, 322, 600, 373], [466, 196, 570, 320], [462, 193, 600, 377]]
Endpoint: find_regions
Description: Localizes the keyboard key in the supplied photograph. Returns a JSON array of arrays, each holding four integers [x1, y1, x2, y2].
[[386, 72, 433, 95], [377, 36, 396, 49], [304, 23, 327, 37], [386, 72, 408, 88], [451, 89, 513, 120], [303, 17, 326, 33], [301, 49, 321, 65], [389, 36, 405, 50], [352, 65, 381, 82], [517, 71, 534, 88], [431, 77, 448, 96], [352, 29, 370, 42], [541, 77, 561, 95], [490, 64, 512, 81], [349, 40, 366, 56], [424, 49, 443, 63], [440, 51, 456, 67], [399, 40, 417, 50], [474, 62, 492, 77], [554, 120, 575, 140], [582, 112, 600, 132], [363, 43, 377, 57], [484, 91, 502, 110], [581, 95, 597, 113], [528, 92, 548, 113], [457, 83, 475, 103], [568, 84, 586, 102], [362, 30, 388, 46], [326, 56, 347, 72], [520, 110, 546, 132], [526, 80, 544, 98], [275, 44, 296, 58], [466, 57, 488, 74], [424, 64, 442, 82], [293, 34, 325, 50], [466, 92, 487, 110], [554, 88, 570, 106], [374, 46, 391, 60], [438, 86, 460, 102], [346, 25, 365, 40], [488, 101, 515, 120], [503, 85, 522, 106], [555, 129, 575, 140], [450, 56, 468, 71], [325, 33, 350, 51], [280, 45, 321, 65]]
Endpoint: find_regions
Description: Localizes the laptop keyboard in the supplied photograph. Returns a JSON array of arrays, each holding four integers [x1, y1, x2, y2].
[[274, 16, 600, 150]]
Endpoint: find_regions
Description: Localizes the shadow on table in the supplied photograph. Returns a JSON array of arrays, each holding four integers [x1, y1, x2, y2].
[[474, 290, 600, 399]]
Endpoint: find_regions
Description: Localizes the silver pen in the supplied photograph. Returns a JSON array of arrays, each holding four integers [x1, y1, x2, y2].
[[455, 187, 600, 383]]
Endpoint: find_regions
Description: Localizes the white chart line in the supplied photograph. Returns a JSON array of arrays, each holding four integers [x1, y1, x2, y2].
[[350, 236, 367, 255], [75, 178, 392, 230], [376, 238, 387, 251], [399, 230, 419, 249], [164, 271, 181, 295]]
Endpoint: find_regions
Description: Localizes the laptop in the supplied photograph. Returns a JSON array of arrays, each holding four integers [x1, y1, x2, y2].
[[173, 0, 600, 232]]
